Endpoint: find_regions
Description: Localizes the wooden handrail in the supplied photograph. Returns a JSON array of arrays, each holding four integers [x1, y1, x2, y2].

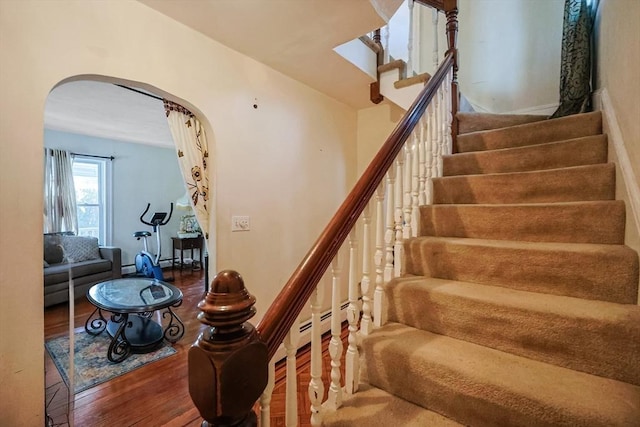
[[257, 52, 455, 360]]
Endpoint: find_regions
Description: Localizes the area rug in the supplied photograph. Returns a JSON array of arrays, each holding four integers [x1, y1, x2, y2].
[[45, 330, 177, 394]]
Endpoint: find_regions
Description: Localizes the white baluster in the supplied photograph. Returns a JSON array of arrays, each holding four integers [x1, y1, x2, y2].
[[372, 184, 385, 329], [260, 358, 276, 427], [345, 228, 360, 394], [432, 8, 440, 70], [403, 142, 412, 240], [445, 70, 454, 155], [325, 256, 343, 411], [437, 84, 445, 176], [360, 203, 373, 336], [284, 319, 300, 427], [383, 24, 390, 64], [407, 0, 415, 76], [411, 131, 420, 237], [394, 154, 404, 278], [431, 95, 440, 179], [418, 114, 427, 206], [425, 104, 434, 205], [385, 164, 396, 283], [308, 285, 324, 426]]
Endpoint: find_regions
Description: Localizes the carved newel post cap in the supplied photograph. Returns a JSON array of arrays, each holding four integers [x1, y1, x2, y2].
[[198, 269, 257, 328], [189, 269, 268, 427]]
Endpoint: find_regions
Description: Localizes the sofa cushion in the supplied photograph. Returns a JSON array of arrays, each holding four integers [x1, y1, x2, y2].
[[44, 258, 112, 287], [44, 234, 64, 265], [61, 235, 101, 263]]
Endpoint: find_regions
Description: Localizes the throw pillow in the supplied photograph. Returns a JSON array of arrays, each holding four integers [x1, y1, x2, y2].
[[44, 234, 64, 265], [61, 235, 101, 263]]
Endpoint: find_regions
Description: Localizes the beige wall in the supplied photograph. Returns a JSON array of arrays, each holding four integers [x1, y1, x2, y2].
[[594, 0, 640, 186], [593, 0, 640, 301], [0, 1, 357, 424]]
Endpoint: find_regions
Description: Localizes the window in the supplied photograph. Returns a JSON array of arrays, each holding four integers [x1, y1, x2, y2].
[[72, 156, 112, 245]]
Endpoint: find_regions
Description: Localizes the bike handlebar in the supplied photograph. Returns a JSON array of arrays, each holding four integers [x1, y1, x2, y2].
[[139, 203, 173, 227]]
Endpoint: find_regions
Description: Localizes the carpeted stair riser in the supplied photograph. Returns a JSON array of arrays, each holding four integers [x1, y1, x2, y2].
[[419, 201, 625, 244], [433, 163, 615, 205], [403, 237, 639, 304], [457, 111, 602, 153], [443, 134, 608, 177], [457, 112, 548, 134], [361, 323, 640, 427], [384, 276, 640, 385]]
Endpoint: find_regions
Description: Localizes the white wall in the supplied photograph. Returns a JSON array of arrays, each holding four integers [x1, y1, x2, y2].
[[457, 0, 564, 114], [0, 1, 357, 424], [44, 129, 185, 268]]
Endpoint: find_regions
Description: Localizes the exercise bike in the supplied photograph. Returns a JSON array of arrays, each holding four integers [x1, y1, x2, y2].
[[133, 203, 173, 281]]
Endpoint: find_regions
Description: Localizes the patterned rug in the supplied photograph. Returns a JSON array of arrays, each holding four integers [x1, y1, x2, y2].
[[45, 330, 177, 394]]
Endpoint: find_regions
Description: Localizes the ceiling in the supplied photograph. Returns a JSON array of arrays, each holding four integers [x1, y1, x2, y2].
[[44, 1, 402, 148]]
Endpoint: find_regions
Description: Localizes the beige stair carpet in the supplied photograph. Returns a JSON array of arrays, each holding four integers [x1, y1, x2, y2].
[[323, 111, 640, 426]]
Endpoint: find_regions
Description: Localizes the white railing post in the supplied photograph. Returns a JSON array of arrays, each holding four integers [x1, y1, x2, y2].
[[259, 359, 276, 427], [384, 166, 395, 284], [407, 0, 415, 76], [403, 142, 413, 240], [308, 285, 325, 426], [284, 320, 300, 427], [411, 131, 420, 237], [372, 184, 385, 330], [425, 103, 435, 205], [383, 24, 390, 64], [345, 228, 360, 393], [418, 114, 427, 207], [325, 256, 343, 411], [360, 203, 374, 336], [394, 154, 404, 278]]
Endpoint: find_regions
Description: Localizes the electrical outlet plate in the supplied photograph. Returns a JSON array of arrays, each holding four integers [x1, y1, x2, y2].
[[231, 215, 250, 231]]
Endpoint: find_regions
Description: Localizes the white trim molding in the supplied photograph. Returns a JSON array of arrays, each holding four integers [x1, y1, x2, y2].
[[595, 88, 640, 236]]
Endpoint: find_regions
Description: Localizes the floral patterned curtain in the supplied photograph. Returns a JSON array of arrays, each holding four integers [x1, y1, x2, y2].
[[43, 148, 78, 233], [551, 0, 594, 118], [164, 100, 210, 241]]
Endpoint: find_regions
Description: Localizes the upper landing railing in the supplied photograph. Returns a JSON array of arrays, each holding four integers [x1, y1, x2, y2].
[[187, 2, 458, 426]]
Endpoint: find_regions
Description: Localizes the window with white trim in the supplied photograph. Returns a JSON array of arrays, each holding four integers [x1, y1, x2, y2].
[[72, 156, 112, 245]]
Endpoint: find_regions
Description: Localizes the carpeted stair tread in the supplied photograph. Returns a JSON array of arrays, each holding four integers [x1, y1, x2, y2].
[[433, 163, 615, 204], [443, 134, 608, 176], [385, 276, 640, 385], [321, 383, 463, 427], [361, 323, 640, 427], [403, 236, 639, 303], [419, 200, 625, 244], [457, 111, 602, 153], [457, 112, 548, 134]]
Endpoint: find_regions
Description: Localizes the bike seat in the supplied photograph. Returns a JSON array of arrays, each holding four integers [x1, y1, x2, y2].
[[133, 231, 152, 238]]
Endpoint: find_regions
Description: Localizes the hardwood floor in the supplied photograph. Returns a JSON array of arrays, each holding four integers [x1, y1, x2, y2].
[[45, 270, 347, 427]]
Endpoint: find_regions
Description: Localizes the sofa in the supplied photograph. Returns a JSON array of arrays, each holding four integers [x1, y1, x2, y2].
[[44, 232, 122, 307]]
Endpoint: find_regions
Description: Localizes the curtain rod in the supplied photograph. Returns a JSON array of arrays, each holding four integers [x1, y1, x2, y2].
[[114, 84, 163, 101], [71, 152, 114, 161]]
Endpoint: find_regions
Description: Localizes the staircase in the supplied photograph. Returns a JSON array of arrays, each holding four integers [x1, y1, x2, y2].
[[323, 111, 640, 426]]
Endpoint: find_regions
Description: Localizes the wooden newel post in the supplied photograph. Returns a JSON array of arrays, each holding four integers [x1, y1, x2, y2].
[[189, 270, 269, 427]]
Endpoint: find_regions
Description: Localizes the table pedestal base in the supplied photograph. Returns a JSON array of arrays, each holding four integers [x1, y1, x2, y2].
[[106, 315, 163, 354]]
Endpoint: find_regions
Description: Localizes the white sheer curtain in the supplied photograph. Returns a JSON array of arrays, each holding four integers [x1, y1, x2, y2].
[[164, 100, 210, 242], [43, 148, 78, 233]]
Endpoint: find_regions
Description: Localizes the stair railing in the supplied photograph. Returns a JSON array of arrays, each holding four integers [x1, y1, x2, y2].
[[367, 0, 459, 146], [189, 49, 456, 426]]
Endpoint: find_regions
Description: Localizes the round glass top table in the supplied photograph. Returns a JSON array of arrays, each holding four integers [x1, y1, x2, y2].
[[84, 278, 184, 363]]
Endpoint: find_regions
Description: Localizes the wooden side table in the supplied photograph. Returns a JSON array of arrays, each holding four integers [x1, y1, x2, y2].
[[172, 236, 203, 271]]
